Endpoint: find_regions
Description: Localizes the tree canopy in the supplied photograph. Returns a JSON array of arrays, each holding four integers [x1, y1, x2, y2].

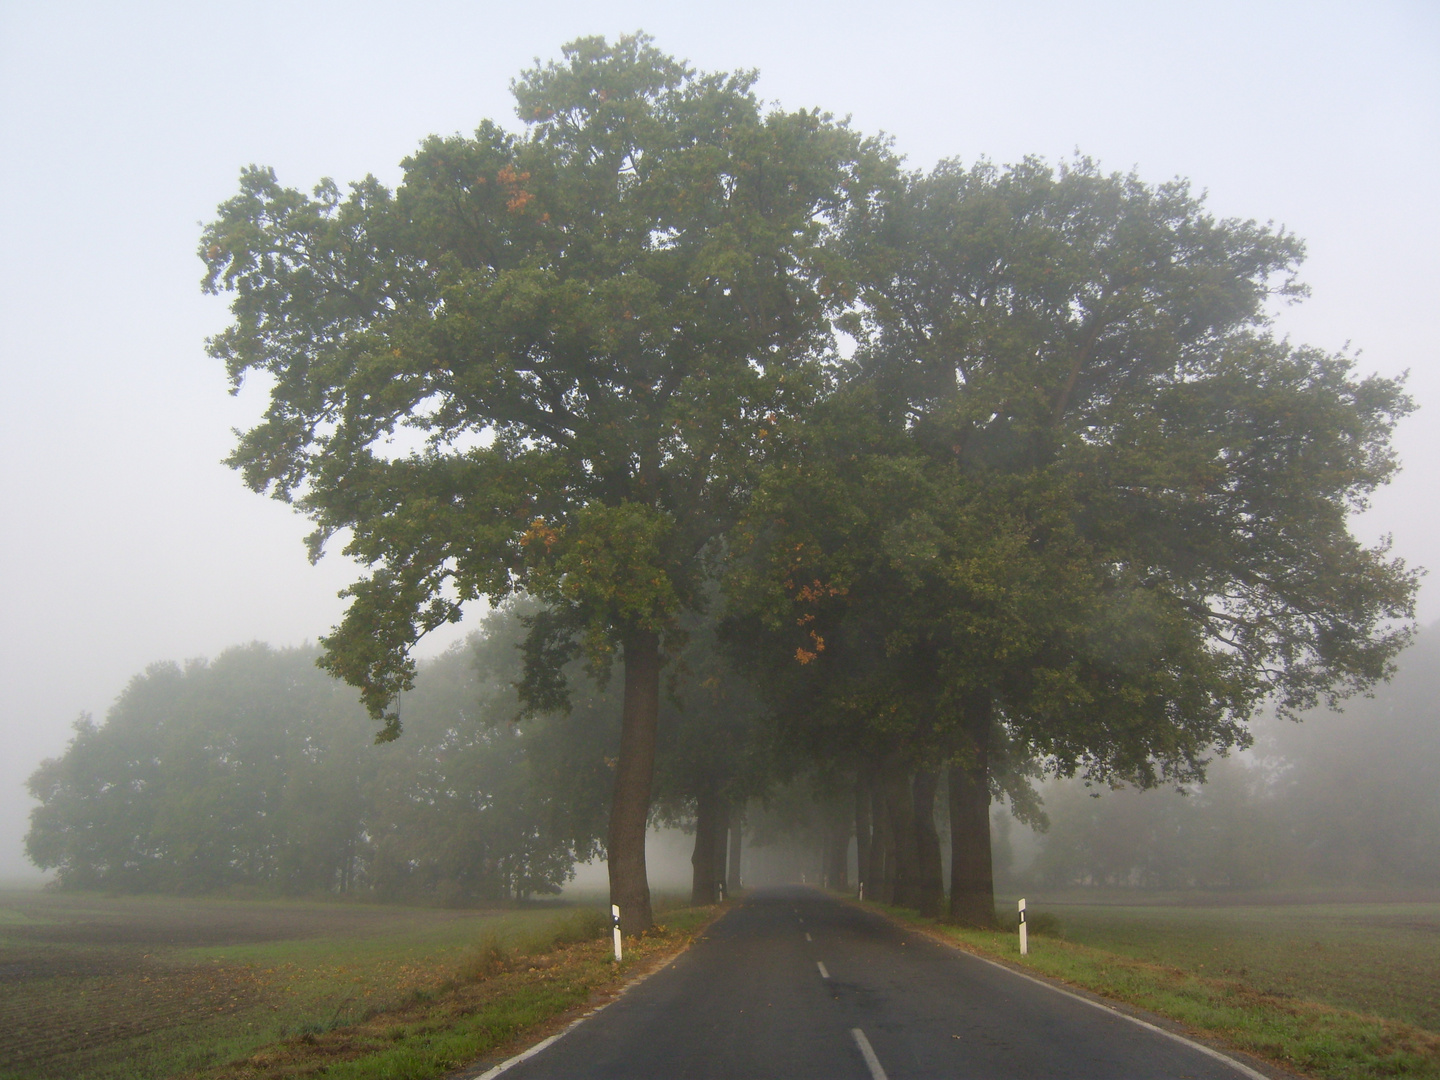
[[723, 156, 1417, 922], [193, 35, 1418, 930], [201, 33, 886, 930]]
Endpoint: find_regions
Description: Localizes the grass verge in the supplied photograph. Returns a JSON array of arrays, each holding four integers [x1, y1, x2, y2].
[[871, 901, 1440, 1080], [0, 888, 718, 1080], [178, 903, 718, 1080]]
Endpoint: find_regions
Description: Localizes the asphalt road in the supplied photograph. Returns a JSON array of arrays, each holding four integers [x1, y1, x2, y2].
[[483, 886, 1264, 1080]]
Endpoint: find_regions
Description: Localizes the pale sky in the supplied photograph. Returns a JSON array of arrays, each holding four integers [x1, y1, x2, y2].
[[1, 0, 1436, 877]]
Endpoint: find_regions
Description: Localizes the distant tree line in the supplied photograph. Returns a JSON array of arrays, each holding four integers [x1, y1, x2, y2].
[[25, 610, 613, 901], [28, 615, 1437, 900], [1019, 624, 1440, 891], [25, 604, 775, 901], [42, 33, 1413, 922]]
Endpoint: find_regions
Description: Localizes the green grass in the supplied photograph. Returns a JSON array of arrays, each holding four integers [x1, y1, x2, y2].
[[188, 904, 716, 1080], [1031, 899, 1440, 1032], [28, 883, 1429, 1080], [177, 905, 614, 1033], [875, 895, 1440, 1080], [0, 888, 714, 1080]]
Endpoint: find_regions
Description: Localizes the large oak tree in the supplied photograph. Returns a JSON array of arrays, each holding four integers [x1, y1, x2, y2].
[[728, 157, 1418, 924], [200, 35, 882, 930]]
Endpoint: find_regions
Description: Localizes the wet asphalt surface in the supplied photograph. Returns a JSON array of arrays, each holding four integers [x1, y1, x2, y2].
[[491, 885, 1259, 1079]]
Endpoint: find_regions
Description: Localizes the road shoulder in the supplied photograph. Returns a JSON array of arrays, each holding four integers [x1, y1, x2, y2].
[[450, 903, 731, 1080]]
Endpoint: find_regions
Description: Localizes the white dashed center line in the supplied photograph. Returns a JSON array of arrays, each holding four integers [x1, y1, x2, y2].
[[805, 932, 812, 941], [851, 1027, 888, 1080], [817, 960, 830, 979]]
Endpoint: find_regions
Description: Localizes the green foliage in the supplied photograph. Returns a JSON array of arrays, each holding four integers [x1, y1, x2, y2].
[[726, 153, 1417, 790], [652, 609, 775, 813], [522, 501, 682, 667], [363, 608, 617, 904], [199, 32, 887, 732], [25, 645, 372, 894], [23, 608, 615, 900]]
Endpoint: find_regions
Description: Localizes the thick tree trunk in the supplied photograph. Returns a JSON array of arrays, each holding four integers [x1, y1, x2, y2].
[[948, 690, 995, 926], [882, 762, 920, 908], [608, 629, 659, 933], [727, 806, 743, 893], [913, 768, 944, 918], [691, 784, 719, 905], [854, 772, 872, 897]]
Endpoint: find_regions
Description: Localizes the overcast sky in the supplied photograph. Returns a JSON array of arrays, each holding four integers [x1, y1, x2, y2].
[[1, 0, 1436, 877]]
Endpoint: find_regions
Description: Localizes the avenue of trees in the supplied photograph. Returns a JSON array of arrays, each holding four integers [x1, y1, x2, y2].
[[26, 618, 1437, 898], [27, 35, 1417, 923]]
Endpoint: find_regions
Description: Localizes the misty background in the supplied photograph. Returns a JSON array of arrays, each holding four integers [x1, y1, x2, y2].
[[1, 1, 1436, 880]]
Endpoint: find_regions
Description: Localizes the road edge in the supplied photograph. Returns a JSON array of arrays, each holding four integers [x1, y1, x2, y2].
[[449, 903, 732, 1080]]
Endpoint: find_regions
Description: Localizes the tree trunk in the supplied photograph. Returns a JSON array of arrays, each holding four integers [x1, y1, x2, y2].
[[609, 629, 659, 933], [727, 806, 743, 893], [854, 771, 872, 897], [882, 762, 919, 908], [714, 798, 731, 897], [913, 768, 944, 918], [824, 803, 850, 891], [870, 773, 893, 902], [691, 784, 719, 905], [948, 690, 995, 926]]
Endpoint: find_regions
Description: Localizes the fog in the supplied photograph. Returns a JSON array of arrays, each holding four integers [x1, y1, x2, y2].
[[584, 608, 1440, 897], [633, 610, 1440, 896], [566, 830, 698, 898], [2, 1, 1437, 878]]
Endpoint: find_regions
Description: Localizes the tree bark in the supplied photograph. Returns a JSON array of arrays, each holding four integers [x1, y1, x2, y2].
[[913, 768, 944, 918], [691, 784, 719, 905], [882, 762, 920, 908], [854, 771, 872, 897], [824, 803, 850, 891], [609, 629, 659, 933], [727, 805, 743, 893], [948, 689, 995, 926], [714, 798, 731, 897], [870, 771, 893, 902]]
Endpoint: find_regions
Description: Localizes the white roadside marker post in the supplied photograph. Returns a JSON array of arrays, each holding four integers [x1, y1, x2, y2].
[[858, 881, 864, 902], [611, 904, 622, 962], [1018, 898, 1028, 956]]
